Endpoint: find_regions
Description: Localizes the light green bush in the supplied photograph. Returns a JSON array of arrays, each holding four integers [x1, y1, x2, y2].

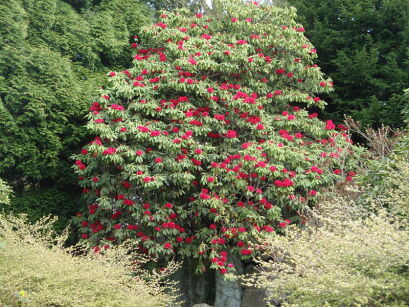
[[364, 156, 409, 224], [245, 185, 409, 306], [356, 131, 409, 224], [0, 178, 12, 205], [0, 214, 180, 307]]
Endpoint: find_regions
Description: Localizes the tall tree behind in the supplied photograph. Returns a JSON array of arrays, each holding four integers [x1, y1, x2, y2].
[[286, 0, 409, 128], [140, 0, 208, 13], [0, 0, 151, 231]]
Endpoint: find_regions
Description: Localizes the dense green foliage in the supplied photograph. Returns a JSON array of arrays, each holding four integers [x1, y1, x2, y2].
[[0, 0, 151, 230], [285, 0, 409, 128]]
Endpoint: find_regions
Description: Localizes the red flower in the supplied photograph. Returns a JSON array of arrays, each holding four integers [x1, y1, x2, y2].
[[111, 211, 121, 219], [89, 204, 98, 215], [274, 178, 293, 187], [149, 77, 160, 83], [188, 58, 197, 65], [241, 249, 252, 255], [165, 202, 173, 208], [201, 34, 212, 40], [163, 242, 172, 249], [263, 226, 274, 232], [325, 120, 336, 130], [309, 190, 317, 196], [200, 193, 210, 200], [156, 22, 167, 29], [123, 199, 134, 206], [225, 130, 237, 138], [102, 147, 117, 155], [150, 130, 161, 137], [75, 160, 86, 170], [122, 181, 131, 188], [126, 225, 138, 230], [110, 104, 125, 111], [191, 158, 202, 166]]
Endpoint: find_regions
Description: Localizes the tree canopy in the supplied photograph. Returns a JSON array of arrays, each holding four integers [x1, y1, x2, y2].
[[0, 0, 151, 230], [286, 0, 409, 128]]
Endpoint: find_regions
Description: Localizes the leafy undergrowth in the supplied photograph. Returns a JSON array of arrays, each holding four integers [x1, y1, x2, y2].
[[245, 182, 409, 306], [0, 214, 180, 307]]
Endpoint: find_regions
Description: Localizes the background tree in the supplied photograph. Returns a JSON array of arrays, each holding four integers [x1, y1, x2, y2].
[[286, 0, 409, 128], [0, 0, 151, 231]]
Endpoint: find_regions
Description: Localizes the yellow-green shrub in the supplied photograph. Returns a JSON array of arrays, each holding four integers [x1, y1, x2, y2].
[[0, 214, 180, 307], [359, 155, 409, 224], [0, 178, 11, 204], [245, 187, 409, 307]]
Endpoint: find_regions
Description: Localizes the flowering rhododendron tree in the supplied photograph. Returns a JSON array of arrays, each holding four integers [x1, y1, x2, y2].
[[73, 0, 359, 275]]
